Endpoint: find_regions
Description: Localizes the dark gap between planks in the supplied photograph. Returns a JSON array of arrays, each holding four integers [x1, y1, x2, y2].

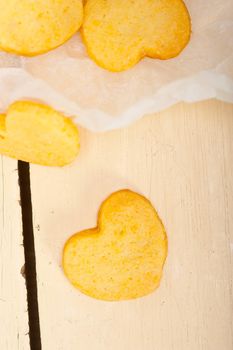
[[18, 161, 42, 350]]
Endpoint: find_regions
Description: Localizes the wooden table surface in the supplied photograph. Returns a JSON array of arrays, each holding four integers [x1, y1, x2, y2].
[[1, 99, 233, 350]]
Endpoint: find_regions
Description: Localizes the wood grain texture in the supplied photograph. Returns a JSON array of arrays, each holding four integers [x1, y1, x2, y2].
[[30, 100, 233, 350], [0, 158, 29, 349]]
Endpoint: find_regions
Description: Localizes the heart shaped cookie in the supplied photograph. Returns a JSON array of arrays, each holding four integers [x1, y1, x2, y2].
[[82, 0, 191, 72], [0, 0, 83, 56], [63, 190, 167, 301], [0, 101, 80, 166]]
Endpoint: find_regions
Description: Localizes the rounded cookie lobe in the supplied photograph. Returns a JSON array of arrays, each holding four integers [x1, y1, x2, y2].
[[82, 0, 191, 72], [0, 0, 83, 56], [0, 101, 80, 166], [63, 190, 168, 301]]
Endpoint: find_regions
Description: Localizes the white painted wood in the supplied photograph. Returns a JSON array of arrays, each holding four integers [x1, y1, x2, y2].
[[0, 158, 29, 349], [30, 100, 233, 350]]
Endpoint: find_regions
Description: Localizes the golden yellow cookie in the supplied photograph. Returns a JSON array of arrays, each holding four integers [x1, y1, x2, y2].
[[0, 0, 83, 56], [63, 190, 167, 301], [0, 114, 5, 138], [82, 0, 191, 72], [0, 101, 80, 166]]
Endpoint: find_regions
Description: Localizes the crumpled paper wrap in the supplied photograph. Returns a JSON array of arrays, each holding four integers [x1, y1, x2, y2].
[[0, 0, 232, 131]]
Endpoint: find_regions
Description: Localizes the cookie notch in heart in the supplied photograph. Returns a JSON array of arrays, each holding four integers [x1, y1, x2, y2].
[[82, 0, 191, 72], [0, 101, 80, 167], [63, 190, 168, 301]]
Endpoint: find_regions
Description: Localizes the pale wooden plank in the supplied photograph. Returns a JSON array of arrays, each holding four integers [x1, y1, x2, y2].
[[30, 100, 233, 350], [0, 157, 29, 349]]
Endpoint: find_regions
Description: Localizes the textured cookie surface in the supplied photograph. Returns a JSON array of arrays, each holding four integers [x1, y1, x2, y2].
[[0, 101, 80, 166], [0, 0, 83, 56], [82, 0, 191, 72], [63, 190, 167, 301]]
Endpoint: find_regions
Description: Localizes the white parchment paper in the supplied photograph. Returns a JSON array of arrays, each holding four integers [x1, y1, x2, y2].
[[0, 0, 233, 131]]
